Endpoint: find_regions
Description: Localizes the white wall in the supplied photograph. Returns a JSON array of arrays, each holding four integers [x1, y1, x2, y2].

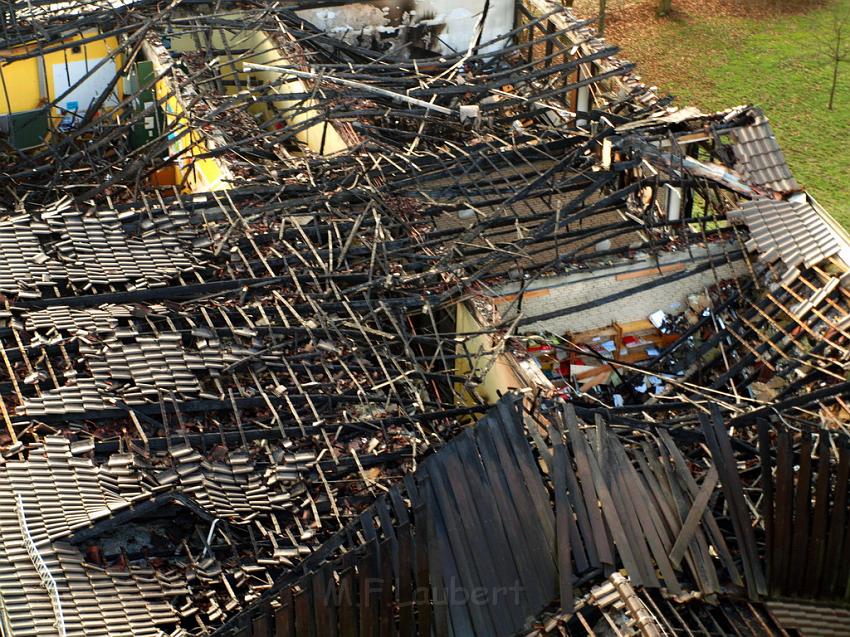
[[298, 0, 514, 57]]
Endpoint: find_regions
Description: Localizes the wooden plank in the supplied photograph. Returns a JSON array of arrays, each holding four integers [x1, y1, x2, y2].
[[379, 538, 395, 637], [452, 431, 530, 628], [702, 407, 766, 598], [656, 429, 741, 588], [757, 419, 774, 585], [560, 440, 593, 572], [425, 441, 500, 636], [498, 399, 557, 556], [602, 438, 659, 588], [479, 415, 558, 600], [549, 424, 574, 613], [419, 466, 473, 637], [773, 428, 794, 595], [474, 422, 551, 613], [337, 568, 358, 637], [375, 496, 399, 584], [397, 524, 415, 637], [411, 508, 433, 637], [789, 433, 813, 596], [313, 566, 338, 637], [252, 613, 270, 637], [805, 433, 831, 594], [389, 486, 410, 527], [575, 420, 644, 585], [635, 444, 717, 595], [294, 585, 316, 637], [669, 465, 719, 568], [825, 439, 849, 597], [359, 540, 380, 637], [275, 589, 295, 637], [562, 404, 615, 571], [610, 439, 681, 593]]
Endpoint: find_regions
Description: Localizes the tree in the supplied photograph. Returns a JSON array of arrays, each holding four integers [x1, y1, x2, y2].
[[657, 0, 673, 17], [824, 7, 850, 110], [598, 0, 607, 36]]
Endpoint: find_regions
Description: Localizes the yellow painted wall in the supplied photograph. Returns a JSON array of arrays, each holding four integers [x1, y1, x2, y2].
[[141, 41, 229, 193], [170, 23, 348, 155], [0, 52, 40, 113], [0, 31, 124, 119], [455, 302, 527, 406]]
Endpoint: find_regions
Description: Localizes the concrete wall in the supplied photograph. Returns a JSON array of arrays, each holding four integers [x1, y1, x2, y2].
[[491, 242, 750, 335]]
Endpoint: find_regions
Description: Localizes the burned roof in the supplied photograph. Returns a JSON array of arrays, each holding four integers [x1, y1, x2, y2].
[[0, 0, 848, 635]]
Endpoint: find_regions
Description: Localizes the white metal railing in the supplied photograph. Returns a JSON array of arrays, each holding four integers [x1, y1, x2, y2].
[[15, 495, 66, 637]]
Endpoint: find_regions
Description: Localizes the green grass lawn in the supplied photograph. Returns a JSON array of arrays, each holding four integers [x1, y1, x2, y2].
[[601, 1, 850, 226]]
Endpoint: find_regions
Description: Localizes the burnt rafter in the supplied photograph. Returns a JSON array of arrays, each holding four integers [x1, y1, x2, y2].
[[0, 0, 849, 636]]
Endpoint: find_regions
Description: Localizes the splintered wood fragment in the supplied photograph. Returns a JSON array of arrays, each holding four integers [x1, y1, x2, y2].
[[244, 63, 456, 115], [0, 338, 24, 406], [0, 396, 16, 445], [668, 464, 719, 568], [315, 462, 341, 525], [228, 388, 249, 449], [128, 410, 149, 448]]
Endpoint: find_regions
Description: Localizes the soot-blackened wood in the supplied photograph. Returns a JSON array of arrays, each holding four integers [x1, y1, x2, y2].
[[389, 486, 410, 527], [549, 424, 574, 613], [562, 404, 615, 572], [275, 588, 296, 637], [805, 433, 831, 595], [313, 565, 338, 637], [773, 428, 794, 595], [790, 434, 813, 597], [757, 419, 774, 583], [826, 440, 850, 597], [359, 540, 380, 637], [375, 496, 399, 586], [657, 448, 719, 596], [294, 585, 316, 637], [612, 440, 681, 594], [480, 418, 558, 602], [656, 429, 740, 588], [498, 399, 557, 558], [379, 538, 395, 637], [474, 422, 551, 613], [452, 431, 529, 629], [560, 437, 594, 572], [419, 467, 472, 637], [251, 612, 269, 637], [576, 418, 644, 585], [702, 408, 765, 599], [603, 440, 660, 588], [397, 523, 415, 637], [337, 568, 358, 637], [668, 465, 718, 570], [411, 513, 433, 637], [425, 443, 499, 637]]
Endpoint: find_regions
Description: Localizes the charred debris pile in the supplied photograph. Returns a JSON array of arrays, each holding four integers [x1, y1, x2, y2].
[[0, 0, 848, 636]]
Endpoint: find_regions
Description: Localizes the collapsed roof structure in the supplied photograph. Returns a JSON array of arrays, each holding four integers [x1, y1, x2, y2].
[[0, 0, 849, 635]]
